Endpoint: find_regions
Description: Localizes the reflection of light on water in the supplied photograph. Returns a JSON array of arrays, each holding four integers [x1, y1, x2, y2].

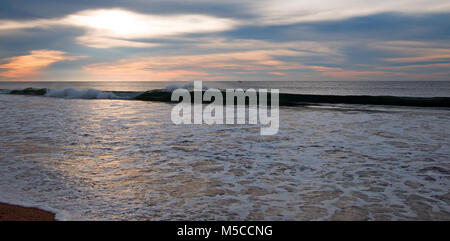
[[0, 94, 449, 220]]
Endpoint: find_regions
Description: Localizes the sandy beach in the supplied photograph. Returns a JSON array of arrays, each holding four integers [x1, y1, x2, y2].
[[0, 202, 55, 221]]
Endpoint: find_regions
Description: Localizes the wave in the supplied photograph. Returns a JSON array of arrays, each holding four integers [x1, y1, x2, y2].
[[136, 89, 450, 108], [2, 87, 450, 108], [0, 89, 11, 94], [164, 83, 209, 92], [45, 88, 121, 99], [5, 87, 126, 100]]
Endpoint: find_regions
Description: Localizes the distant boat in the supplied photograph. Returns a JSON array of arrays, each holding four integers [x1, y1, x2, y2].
[[237, 80, 243, 83]]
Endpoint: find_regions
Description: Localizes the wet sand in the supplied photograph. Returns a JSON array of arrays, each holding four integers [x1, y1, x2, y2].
[[0, 202, 55, 221]]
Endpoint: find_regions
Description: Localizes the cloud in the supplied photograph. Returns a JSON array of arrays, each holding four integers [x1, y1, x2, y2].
[[83, 49, 346, 81], [0, 50, 82, 79], [75, 35, 159, 49], [1, 2, 449, 81], [370, 41, 450, 63], [196, 38, 341, 56], [249, 0, 450, 25], [268, 72, 288, 76], [381, 63, 450, 70], [315, 40, 450, 80], [0, 8, 236, 48], [2, 2, 448, 49]]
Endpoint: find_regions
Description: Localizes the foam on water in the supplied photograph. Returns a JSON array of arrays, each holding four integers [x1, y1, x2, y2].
[[3, 85, 450, 107], [0, 191, 75, 220], [0, 94, 449, 220], [1, 81, 450, 97], [45, 88, 121, 99], [164, 83, 208, 92]]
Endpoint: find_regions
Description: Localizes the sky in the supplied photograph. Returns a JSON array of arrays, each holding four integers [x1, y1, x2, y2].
[[0, 0, 449, 81]]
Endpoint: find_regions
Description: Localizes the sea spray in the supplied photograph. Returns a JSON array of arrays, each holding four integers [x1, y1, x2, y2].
[[170, 81, 280, 135], [4, 86, 450, 107], [45, 88, 120, 99]]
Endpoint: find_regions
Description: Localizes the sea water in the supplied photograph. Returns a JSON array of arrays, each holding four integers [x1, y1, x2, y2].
[[0, 81, 449, 220]]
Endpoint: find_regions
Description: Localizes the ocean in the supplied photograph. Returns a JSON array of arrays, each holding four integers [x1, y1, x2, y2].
[[1, 81, 450, 97], [0, 81, 449, 220]]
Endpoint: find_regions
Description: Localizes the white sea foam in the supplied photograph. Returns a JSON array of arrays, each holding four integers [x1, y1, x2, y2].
[[165, 83, 208, 92], [0, 193, 75, 221], [45, 88, 120, 99], [164, 84, 181, 92], [0, 94, 449, 220]]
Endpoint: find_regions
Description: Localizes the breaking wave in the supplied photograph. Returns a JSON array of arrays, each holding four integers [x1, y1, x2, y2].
[[1, 86, 449, 107], [45, 88, 121, 99], [164, 83, 208, 92]]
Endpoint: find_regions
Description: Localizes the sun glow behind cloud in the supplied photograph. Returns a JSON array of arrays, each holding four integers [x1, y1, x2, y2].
[[0, 1, 449, 81], [0, 9, 236, 48]]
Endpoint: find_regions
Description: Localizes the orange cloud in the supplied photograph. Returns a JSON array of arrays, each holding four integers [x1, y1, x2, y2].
[[0, 50, 82, 79], [84, 50, 342, 81], [84, 57, 210, 81], [385, 54, 450, 63], [371, 41, 450, 63], [268, 72, 287, 76]]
